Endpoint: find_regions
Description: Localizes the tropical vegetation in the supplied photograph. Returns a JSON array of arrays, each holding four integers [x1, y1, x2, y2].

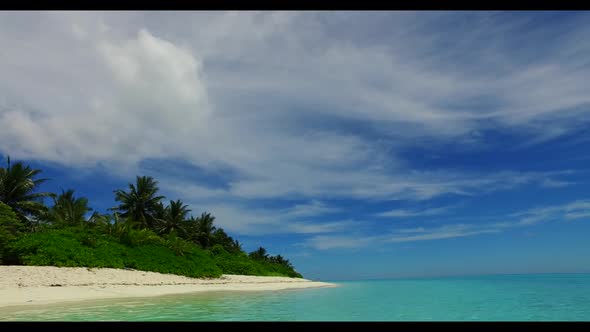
[[0, 156, 302, 278]]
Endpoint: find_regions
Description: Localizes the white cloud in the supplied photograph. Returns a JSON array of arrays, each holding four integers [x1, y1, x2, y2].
[[0, 12, 587, 238], [97, 29, 208, 111], [0, 23, 210, 167]]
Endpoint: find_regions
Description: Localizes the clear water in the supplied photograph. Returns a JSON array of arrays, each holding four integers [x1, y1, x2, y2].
[[2, 274, 590, 321]]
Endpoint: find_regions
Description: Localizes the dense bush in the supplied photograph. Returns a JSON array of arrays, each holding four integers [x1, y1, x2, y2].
[[120, 228, 162, 247], [211, 246, 261, 275], [13, 228, 126, 268], [11, 227, 222, 277], [162, 233, 195, 256], [9, 226, 302, 278], [125, 245, 221, 277], [210, 244, 302, 278], [0, 202, 23, 264], [254, 260, 303, 278]]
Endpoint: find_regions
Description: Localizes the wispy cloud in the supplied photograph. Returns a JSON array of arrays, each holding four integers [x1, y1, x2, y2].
[[302, 235, 378, 250], [386, 224, 500, 243], [506, 200, 590, 226], [539, 178, 574, 188], [283, 200, 341, 218], [305, 199, 590, 250], [195, 202, 351, 236], [303, 224, 500, 250], [397, 227, 428, 233], [376, 206, 452, 218]]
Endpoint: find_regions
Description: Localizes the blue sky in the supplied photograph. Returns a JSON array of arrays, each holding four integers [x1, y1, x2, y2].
[[1, 11, 590, 281]]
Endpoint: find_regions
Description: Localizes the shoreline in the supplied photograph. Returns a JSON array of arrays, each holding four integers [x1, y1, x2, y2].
[[0, 266, 337, 309]]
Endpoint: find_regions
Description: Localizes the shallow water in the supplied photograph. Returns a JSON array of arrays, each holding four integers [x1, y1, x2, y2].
[[2, 273, 590, 321]]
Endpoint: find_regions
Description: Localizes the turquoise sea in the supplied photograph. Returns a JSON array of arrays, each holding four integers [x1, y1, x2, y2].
[[2, 273, 590, 321]]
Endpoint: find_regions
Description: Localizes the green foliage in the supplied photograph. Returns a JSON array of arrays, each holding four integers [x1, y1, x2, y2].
[[254, 259, 303, 278], [0, 201, 23, 234], [120, 228, 162, 247], [210, 245, 261, 275], [155, 199, 190, 236], [0, 202, 23, 264], [8, 225, 301, 278], [45, 189, 92, 227], [211, 228, 243, 254], [10, 228, 126, 268], [113, 176, 166, 229], [125, 245, 221, 278], [8, 225, 302, 278], [192, 212, 216, 249], [10, 227, 222, 277], [162, 232, 194, 256], [211, 244, 302, 278], [0, 159, 304, 279], [249, 247, 268, 261], [209, 244, 226, 256], [0, 156, 52, 227], [247, 246, 301, 278]]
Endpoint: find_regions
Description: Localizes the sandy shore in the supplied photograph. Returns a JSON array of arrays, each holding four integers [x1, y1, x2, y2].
[[0, 266, 336, 308]]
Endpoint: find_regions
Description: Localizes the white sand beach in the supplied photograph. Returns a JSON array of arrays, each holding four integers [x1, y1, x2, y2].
[[0, 266, 336, 308]]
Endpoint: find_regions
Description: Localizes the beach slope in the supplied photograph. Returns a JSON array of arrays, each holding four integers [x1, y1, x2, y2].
[[0, 266, 336, 308]]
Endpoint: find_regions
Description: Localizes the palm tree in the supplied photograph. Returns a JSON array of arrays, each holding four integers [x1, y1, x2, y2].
[[211, 228, 229, 247], [87, 211, 111, 228], [195, 212, 216, 249], [91, 212, 133, 238], [46, 189, 92, 227], [108, 212, 127, 235], [87, 211, 110, 224], [156, 199, 191, 236], [211, 228, 242, 254], [249, 247, 268, 261], [112, 176, 165, 230], [152, 201, 167, 225], [231, 239, 243, 254], [182, 216, 198, 243], [0, 156, 52, 228], [269, 254, 292, 268]]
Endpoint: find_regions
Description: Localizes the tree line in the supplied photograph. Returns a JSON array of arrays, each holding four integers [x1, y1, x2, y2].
[[0, 156, 296, 275]]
